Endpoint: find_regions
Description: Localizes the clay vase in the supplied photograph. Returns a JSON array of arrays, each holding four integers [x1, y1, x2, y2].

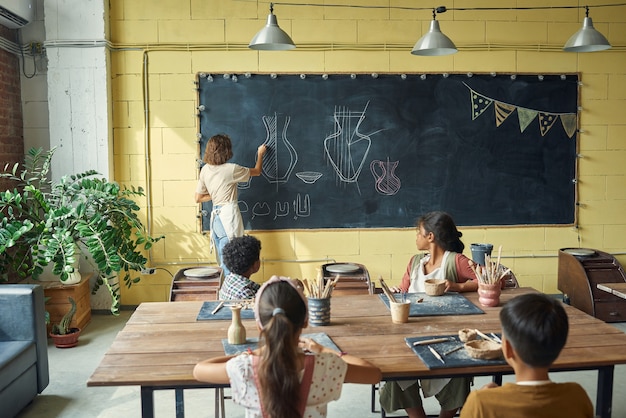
[[227, 306, 246, 345], [478, 282, 502, 307]]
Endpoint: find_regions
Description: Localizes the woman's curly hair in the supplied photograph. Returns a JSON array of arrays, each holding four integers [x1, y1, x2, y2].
[[203, 133, 233, 165]]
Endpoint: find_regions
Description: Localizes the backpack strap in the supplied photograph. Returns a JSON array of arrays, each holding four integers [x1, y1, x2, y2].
[[251, 352, 316, 418]]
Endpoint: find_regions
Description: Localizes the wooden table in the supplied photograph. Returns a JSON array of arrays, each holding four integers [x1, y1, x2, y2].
[[87, 288, 626, 418], [597, 283, 626, 300]]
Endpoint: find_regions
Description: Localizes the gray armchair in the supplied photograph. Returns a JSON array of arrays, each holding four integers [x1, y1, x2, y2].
[[0, 284, 49, 418]]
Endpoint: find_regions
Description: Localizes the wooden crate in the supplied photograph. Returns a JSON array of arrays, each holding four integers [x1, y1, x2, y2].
[[37, 275, 92, 332]]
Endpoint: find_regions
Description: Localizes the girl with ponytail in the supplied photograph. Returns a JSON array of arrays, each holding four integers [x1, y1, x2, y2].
[[193, 275, 381, 418]]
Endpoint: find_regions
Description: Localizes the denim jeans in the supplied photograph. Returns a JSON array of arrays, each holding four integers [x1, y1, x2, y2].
[[211, 211, 231, 276]]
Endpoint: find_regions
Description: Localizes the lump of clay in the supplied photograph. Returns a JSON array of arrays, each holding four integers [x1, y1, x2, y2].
[[464, 340, 503, 360], [458, 328, 478, 343]]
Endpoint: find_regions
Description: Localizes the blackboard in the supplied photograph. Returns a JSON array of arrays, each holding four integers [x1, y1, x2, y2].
[[198, 73, 578, 230]]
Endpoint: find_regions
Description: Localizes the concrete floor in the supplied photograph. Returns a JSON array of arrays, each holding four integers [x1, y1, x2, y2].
[[16, 311, 626, 418]]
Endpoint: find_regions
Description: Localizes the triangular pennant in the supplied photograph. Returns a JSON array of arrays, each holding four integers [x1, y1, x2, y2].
[[538, 112, 558, 136], [560, 114, 578, 138], [517, 108, 538, 133], [470, 89, 493, 120], [495, 102, 516, 127]]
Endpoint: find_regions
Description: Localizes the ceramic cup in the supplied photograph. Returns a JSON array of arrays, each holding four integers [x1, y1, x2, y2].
[[390, 301, 411, 324], [308, 297, 331, 326]]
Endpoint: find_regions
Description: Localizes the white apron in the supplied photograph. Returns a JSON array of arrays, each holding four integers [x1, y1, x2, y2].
[[209, 201, 244, 253], [401, 251, 452, 397]]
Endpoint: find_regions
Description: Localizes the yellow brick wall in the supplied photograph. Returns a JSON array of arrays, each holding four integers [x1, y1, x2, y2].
[[108, 0, 626, 304]]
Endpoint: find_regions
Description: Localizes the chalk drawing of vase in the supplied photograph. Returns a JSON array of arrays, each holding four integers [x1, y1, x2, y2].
[[370, 158, 401, 196], [261, 113, 298, 185], [324, 102, 374, 190]]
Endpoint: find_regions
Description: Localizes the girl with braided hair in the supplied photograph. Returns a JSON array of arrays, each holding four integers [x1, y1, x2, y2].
[[193, 276, 381, 418]]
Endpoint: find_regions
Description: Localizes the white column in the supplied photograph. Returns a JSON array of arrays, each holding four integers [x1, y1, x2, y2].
[[44, 0, 112, 182]]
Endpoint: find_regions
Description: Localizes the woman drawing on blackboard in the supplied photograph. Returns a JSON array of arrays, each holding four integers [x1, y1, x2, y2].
[[195, 134, 266, 275], [381, 211, 477, 418]]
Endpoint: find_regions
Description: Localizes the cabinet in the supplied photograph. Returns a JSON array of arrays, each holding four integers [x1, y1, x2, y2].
[[558, 248, 626, 322], [169, 267, 222, 301], [23, 275, 92, 332]]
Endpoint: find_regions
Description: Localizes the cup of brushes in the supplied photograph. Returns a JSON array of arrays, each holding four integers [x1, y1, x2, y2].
[[302, 271, 340, 326], [471, 245, 511, 308], [379, 277, 410, 323]]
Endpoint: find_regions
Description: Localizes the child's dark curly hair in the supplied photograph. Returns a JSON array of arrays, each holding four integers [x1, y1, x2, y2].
[[222, 235, 262, 275]]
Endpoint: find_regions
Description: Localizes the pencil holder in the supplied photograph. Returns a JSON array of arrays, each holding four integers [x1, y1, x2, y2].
[[308, 297, 331, 326], [477, 282, 501, 307]]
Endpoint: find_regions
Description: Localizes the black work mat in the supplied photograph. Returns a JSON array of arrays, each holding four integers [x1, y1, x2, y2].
[[378, 293, 484, 316], [197, 301, 255, 321], [406, 334, 506, 369], [222, 332, 340, 356]]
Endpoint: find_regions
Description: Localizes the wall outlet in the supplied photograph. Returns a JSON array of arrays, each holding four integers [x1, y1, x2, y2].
[[140, 268, 156, 275]]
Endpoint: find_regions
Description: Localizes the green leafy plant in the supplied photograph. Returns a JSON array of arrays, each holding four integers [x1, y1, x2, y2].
[[0, 147, 164, 314]]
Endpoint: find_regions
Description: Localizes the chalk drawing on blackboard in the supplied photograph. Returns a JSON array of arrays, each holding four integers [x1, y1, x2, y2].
[[293, 193, 311, 219], [251, 202, 271, 219], [324, 101, 382, 194], [261, 113, 298, 186], [464, 82, 577, 138], [238, 201, 249, 213], [274, 201, 290, 220], [468, 87, 494, 120], [238, 179, 251, 189], [295, 171, 323, 184], [370, 158, 401, 196]]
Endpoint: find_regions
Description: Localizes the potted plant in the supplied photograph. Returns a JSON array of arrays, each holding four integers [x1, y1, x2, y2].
[[0, 147, 163, 314], [50, 296, 80, 348]]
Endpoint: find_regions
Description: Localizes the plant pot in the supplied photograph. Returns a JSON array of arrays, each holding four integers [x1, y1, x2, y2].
[[50, 328, 81, 348]]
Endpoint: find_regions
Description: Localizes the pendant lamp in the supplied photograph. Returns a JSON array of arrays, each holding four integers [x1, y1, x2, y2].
[[563, 6, 611, 52], [411, 7, 457, 56], [249, 3, 296, 51]]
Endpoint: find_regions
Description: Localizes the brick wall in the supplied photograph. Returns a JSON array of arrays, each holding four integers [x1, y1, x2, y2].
[[0, 25, 24, 190]]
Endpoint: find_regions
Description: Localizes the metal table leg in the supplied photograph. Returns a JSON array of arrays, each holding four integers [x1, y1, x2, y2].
[[175, 388, 185, 418], [596, 365, 614, 418], [140, 387, 155, 418]]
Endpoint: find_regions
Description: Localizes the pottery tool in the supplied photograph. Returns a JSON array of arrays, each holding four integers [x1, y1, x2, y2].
[[475, 329, 500, 344], [379, 276, 397, 301], [211, 301, 224, 315], [412, 337, 454, 346], [429, 346, 445, 364], [443, 345, 464, 356], [490, 333, 502, 343]]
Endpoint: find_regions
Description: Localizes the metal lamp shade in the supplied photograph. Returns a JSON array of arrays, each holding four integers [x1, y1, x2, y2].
[[411, 19, 457, 56], [249, 12, 295, 51], [563, 17, 611, 52]]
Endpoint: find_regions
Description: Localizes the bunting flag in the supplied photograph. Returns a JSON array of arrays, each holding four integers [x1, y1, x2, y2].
[[560, 114, 578, 138], [538, 113, 558, 136], [495, 102, 515, 127], [517, 108, 538, 133], [463, 83, 577, 138], [470, 89, 493, 120]]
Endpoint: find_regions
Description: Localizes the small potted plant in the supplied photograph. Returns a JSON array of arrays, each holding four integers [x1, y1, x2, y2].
[[49, 297, 81, 348], [0, 147, 164, 314]]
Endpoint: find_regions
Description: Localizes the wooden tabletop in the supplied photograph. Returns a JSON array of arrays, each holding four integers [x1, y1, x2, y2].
[[597, 283, 626, 300], [87, 287, 626, 388]]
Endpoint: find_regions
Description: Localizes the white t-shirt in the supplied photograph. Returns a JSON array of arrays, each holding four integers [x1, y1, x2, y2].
[[196, 163, 250, 206], [225, 352, 348, 418]]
